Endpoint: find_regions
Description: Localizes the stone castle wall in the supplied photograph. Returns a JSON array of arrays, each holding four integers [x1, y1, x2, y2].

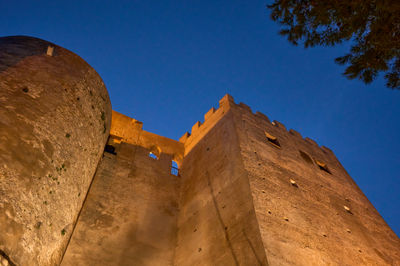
[[174, 95, 268, 265], [227, 97, 400, 265], [0, 36, 111, 266], [1, 36, 399, 266], [61, 111, 184, 265], [62, 95, 400, 266]]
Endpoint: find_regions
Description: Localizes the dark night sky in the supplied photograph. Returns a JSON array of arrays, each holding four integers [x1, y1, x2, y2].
[[2, 0, 399, 236]]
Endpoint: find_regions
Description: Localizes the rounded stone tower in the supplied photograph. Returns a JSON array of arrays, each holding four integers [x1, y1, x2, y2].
[[0, 36, 112, 265]]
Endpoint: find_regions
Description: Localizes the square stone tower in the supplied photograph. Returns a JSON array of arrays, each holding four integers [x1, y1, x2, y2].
[[61, 94, 400, 265]]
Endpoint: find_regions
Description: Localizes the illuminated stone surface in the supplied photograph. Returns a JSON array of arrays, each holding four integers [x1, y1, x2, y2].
[[0, 36, 111, 265], [1, 36, 399, 265], [62, 95, 400, 265]]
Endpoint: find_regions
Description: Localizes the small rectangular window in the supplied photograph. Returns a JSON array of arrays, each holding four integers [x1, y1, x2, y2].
[[104, 145, 117, 155], [149, 152, 158, 160], [299, 150, 313, 164], [171, 160, 179, 176], [316, 160, 331, 174], [265, 132, 281, 148]]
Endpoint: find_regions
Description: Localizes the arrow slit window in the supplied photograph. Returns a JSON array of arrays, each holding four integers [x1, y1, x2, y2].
[[265, 131, 281, 148], [316, 160, 331, 174]]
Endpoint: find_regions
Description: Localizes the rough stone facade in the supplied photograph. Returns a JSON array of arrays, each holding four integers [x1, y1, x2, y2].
[[61, 111, 183, 265], [62, 96, 400, 266], [227, 96, 400, 265], [1, 36, 399, 265], [0, 36, 111, 266]]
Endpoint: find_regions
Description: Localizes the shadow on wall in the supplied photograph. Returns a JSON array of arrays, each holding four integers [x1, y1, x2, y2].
[[0, 36, 55, 73], [0, 249, 16, 266], [62, 141, 180, 265]]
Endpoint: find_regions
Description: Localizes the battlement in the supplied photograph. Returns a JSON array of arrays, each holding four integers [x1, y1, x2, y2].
[[179, 94, 334, 157], [110, 110, 143, 141], [179, 94, 235, 154], [110, 110, 184, 163], [111, 95, 336, 179], [4, 36, 399, 266], [64, 94, 400, 266]]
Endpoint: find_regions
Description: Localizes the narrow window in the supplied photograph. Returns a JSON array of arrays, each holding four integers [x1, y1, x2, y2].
[[265, 132, 281, 148], [316, 160, 331, 174], [149, 152, 158, 160], [104, 144, 117, 155], [171, 160, 179, 176], [299, 150, 312, 164]]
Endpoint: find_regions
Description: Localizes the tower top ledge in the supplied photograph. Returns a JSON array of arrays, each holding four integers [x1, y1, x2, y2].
[[180, 94, 334, 156]]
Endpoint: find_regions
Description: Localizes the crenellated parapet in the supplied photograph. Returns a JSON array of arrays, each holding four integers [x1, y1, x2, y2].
[[179, 94, 235, 154], [4, 36, 398, 266], [110, 110, 184, 164], [179, 94, 336, 159], [110, 110, 143, 142]]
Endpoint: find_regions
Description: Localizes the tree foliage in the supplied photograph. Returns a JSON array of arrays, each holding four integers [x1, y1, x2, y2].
[[267, 0, 400, 89]]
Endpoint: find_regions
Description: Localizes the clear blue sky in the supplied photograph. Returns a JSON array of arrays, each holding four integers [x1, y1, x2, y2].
[[2, 0, 399, 236]]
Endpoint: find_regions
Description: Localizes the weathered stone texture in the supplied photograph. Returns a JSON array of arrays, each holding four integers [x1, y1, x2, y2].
[[175, 110, 268, 265], [0, 36, 111, 265], [61, 95, 400, 266], [1, 35, 399, 265], [61, 111, 184, 265], [229, 102, 400, 265]]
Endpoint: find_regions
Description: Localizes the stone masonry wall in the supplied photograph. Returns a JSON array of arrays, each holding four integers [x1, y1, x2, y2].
[[62, 96, 400, 266], [174, 104, 268, 265], [228, 98, 400, 265], [61, 111, 184, 265], [0, 36, 111, 266], [4, 36, 398, 265]]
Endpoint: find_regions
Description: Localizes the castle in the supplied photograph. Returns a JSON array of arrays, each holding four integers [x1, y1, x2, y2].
[[0, 36, 399, 266]]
